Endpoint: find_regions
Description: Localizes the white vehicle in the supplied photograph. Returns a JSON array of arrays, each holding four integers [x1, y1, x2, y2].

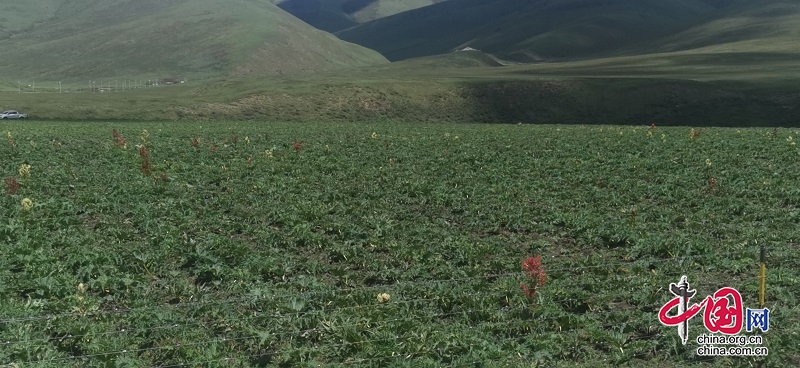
[[0, 111, 27, 119]]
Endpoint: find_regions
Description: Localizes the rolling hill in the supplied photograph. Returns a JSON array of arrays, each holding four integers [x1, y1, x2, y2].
[[274, 0, 446, 32], [335, 0, 757, 62], [0, 0, 388, 83]]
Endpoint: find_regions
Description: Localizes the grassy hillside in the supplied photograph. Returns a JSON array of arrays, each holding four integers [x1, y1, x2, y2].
[[335, 0, 755, 62], [347, 0, 447, 23], [2, 61, 798, 126], [0, 0, 63, 36], [650, 1, 800, 54], [275, 0, 445, 32], [2, 0, 799, 126], [274, 0, 358, 32], [0, 0, 388, 83], [386, 50, 507, 69]]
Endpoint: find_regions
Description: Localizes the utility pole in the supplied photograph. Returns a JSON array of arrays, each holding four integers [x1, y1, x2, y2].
[[32, 81, 35, 93], [18, 81, 20, 94]]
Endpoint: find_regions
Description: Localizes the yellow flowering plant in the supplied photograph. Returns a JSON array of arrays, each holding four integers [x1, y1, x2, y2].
[[19, 164, 31, 178], [376, 293, 391, 303], [6, 131, 15, 147]]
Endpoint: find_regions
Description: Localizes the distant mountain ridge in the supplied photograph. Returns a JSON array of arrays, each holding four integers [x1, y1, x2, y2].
[[335, 0, 793, 62], [0, 0, 388, 82], [274, 0, 447, 32]]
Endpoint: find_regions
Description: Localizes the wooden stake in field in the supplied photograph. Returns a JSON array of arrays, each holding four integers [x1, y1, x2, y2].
[[759, 246, 766, 308]]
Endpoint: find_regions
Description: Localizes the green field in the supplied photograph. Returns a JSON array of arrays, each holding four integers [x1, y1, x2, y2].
[[1, 121, 798, 367]]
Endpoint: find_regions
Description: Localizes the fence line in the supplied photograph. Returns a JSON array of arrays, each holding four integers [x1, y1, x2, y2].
[[0, 278, 686, 349], [17, 301, 668, 367], [3, 283, 758, 356], [0, 292, 489, 347], [5, 80, 179, 95], [18, 305, 537, 365], [146, 330, 583, 368], [0, 250, 756, 325], [0, 301, 656, 354], [1, 247, 771, 366]]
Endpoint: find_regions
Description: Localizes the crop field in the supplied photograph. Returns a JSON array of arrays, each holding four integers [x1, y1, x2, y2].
[[1, 121, 798, 367]]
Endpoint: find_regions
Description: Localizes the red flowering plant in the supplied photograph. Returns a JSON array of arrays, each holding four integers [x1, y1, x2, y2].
[[5, 177, 20, 195], [707, 176, 718, 195], [520, 255, 547, 301], [292, 141, 302, 152]]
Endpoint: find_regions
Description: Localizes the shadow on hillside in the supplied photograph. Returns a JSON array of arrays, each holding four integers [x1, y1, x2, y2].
[[454, 79, 800, 127]]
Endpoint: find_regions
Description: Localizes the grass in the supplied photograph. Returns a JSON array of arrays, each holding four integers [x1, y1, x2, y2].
[[0, 121, 798, 367], [1, 64, 798, 126]]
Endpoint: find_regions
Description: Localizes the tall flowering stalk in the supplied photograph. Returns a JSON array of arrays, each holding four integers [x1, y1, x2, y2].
[[520, 255, 547, 300], [140, 129, 150, 145], [707, 177, 718, 195], [112, 129, 127, 148], [139, 145, 151, 176]]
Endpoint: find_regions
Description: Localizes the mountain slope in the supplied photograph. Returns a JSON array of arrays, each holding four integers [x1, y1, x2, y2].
[[650, 0, 800, 54], [0, 0, 387, 82], [0, 1, 64, 35], [275, 0, 446, 32], [335, 0, 747, 62]]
